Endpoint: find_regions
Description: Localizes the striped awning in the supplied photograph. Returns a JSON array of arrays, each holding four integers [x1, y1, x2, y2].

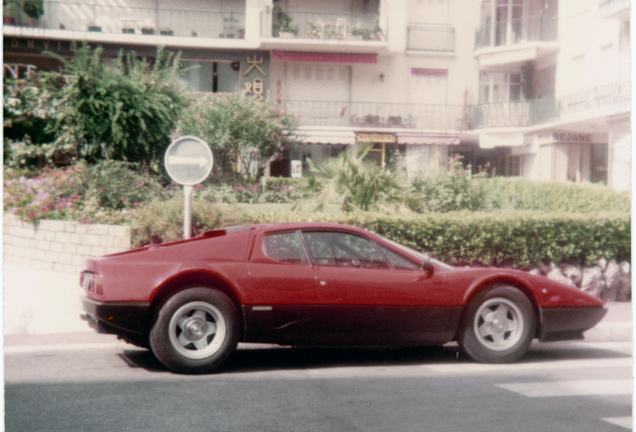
[[272, 51, 377, 64]]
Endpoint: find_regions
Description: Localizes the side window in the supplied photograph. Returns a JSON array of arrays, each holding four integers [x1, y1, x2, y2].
[[303, 232, 389, 269], [262, 232, 309, 265], [378, 244, 421, 271]]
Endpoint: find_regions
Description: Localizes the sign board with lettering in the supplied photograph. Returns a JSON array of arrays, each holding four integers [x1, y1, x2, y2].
[[357, 133, 396, 144], [164, 136, 213, 186], [291, 160, 302, 178]]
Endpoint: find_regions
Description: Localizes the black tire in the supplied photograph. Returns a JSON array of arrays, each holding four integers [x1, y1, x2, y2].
[[149, 288, 240, 374], [458, 285, 536, 363]]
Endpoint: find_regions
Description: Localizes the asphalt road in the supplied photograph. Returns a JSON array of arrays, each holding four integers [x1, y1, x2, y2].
[[5, 340, 632, 432]]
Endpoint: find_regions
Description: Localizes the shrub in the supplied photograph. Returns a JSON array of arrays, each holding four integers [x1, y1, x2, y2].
[[249, 210, 630, 268], [303, 144, 412, 212], [5, 43, 188, 169], [175, 94, 300, 181], [131, 198, 250, 246], [410, 156, 487, 213]]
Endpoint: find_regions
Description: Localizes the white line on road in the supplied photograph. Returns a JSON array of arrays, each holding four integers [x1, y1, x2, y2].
[[496, 379, 633, 398], [602, 417, 633, 429], [426, 357, 632, 373]]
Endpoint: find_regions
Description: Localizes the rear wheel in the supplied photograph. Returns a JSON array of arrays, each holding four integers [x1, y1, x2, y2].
[[458, 285, 536, 363], [150, 288, 239, 374]]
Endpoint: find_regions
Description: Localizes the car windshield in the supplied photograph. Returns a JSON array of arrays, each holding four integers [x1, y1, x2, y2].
[[380, 236, 454, 270]]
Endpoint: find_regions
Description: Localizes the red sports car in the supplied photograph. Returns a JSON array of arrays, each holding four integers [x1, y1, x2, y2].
[[81, 222, 606, 374]]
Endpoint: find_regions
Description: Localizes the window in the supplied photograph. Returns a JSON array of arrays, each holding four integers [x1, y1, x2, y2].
[[506, 155, 522, 176], [302, 232, 389, 269], [480, 71, 522, 103], [378, 244, 421, 271], [178, 61, 240, 93], [263, 232, 309, 265]]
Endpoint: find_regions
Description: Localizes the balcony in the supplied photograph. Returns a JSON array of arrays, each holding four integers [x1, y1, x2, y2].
[[407, 25, 454, 53], [260, 9, 387, 53], [598, 0, 630, 21], [284, 101, 465, 132], [474, 15, 558, 67], [471, 80, 630, 130], [4, 1, 246, 40]]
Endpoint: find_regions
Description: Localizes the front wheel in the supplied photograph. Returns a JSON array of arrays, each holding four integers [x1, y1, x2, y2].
[[150, 288, 239, 374], [458, 286, 536, 363]]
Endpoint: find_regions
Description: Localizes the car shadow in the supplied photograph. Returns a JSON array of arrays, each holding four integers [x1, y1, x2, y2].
[[117, 341, 631, 375]]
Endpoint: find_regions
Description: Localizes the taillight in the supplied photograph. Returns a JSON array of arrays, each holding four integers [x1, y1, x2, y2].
[[81, 272, 103, 295]]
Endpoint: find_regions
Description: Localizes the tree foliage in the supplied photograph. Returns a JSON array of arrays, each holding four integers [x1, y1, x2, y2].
[[175, 94, 300, 181], [3, 43, 188, 169]]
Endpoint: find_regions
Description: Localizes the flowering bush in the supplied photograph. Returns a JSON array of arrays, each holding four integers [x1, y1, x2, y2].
[[175, 94, 300, 181]]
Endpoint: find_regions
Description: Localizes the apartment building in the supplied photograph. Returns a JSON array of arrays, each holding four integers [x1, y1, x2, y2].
[[3, 0, 630, 188]]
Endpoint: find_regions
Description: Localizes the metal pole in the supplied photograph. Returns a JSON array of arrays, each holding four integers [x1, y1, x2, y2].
[[183, 185, 193, 239]]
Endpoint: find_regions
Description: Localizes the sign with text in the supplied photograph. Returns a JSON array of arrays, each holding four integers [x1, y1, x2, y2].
[[357, 133, 396, 143]]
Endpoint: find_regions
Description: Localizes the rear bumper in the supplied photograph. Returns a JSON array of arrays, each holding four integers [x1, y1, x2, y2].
[[81, 297, 150, 337], [539, 306, 608, 342]]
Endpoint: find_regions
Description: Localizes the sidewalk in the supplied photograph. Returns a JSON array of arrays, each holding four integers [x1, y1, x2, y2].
[[3, 263, 633, 348]]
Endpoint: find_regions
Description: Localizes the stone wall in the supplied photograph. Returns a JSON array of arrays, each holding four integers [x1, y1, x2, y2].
[[3, 214, 131, 275]]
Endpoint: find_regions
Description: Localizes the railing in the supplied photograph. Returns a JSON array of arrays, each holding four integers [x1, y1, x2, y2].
[[11, 1, 245, 39], [407, 25, 454, 52], [475, 15, 557, 50], [267, 10, 385, 41], [284, 101, 465, 131], [471, 80, 630, 129]]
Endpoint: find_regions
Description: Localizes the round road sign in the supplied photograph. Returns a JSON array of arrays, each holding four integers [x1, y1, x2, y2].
[[164, 136, 214, 185]]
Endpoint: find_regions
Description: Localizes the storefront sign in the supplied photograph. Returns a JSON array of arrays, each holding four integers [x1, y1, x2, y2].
[[552, 132, 593, 143], [357, 133, 396, 144], [291, 160, 302, 178]]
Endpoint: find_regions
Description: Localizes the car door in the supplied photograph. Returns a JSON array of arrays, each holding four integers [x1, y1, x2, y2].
[[244, 229, 320, 343], [301, 230, 460, 345]]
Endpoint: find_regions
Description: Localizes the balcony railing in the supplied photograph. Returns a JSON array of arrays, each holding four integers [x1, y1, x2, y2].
[[284, 101, 465, 131], [471, 80, 630, 129], [267, 11, 385, 41], [475, 15, 557, 50], [10, 1, 245, 39], [407, 25, 454, 52]]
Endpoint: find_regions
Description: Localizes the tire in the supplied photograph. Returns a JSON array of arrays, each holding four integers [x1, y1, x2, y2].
[[458, 285, 536, 363], [149, 288, 240, 374]]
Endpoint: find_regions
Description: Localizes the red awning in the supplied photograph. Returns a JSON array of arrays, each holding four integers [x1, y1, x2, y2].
[[272, 51, 377, 64], [411, 68, 447, 76]]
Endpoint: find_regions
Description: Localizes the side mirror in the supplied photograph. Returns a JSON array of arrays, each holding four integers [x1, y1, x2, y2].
[[422, 261, 435, 277]]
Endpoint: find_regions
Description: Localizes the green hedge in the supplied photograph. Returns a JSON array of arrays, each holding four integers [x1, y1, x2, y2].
[[249, 210, 631, 269]]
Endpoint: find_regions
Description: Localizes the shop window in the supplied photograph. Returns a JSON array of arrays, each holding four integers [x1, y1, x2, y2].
[[591, 143, 608, 184]]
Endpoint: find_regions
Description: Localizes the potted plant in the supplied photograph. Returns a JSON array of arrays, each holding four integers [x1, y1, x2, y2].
[[272, 4, 297, 38], [88, 23, 102, 32], [305, 20, 321, 39], [3, 1, 17, 25], [191, 30, 197, 37], [141, 26, 155, 35], [278, 20, 298, 38], [350, 25, 368, 41], [365, 114, 380, 125], [238, 28, 245, 39], [160, 28, 173, 36], [223, 12, 238, 38], [122, 26, 135, 34], [388, 115, 402, 125], [372, 16, 383, 40], [22, 0, 43, 26]]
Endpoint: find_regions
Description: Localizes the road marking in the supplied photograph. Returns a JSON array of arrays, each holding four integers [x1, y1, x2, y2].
[[426, 357, 632, 373], [496, 379, 632, 398], [602, 417, 633, 429]]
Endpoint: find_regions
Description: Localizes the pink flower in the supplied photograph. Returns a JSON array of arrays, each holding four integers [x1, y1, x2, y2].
[[98, 187, 104, 192], [28, 211, 36, 217], [71, 194, 79, 201], [119, 196, 125, 201], [134, 202, 141, 207]]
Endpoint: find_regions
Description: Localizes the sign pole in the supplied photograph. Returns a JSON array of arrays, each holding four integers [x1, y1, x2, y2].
[[183, 185, 193, 239]]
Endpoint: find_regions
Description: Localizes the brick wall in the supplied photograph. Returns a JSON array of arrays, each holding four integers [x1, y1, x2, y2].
[[3, 214, 131, 275]]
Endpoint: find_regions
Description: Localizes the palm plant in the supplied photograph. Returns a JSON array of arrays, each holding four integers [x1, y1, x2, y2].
[[304, 144, 411, 212]]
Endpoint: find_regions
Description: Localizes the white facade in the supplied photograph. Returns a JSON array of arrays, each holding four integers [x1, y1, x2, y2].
[[3, 0, 630, 188]]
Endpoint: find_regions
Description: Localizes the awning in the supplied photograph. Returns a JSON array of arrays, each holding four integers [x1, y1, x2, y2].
[[411, 68, 447, 76], [272, 51, 377, 64], [396, 133, 460, 145], [479, 132, 525, 149], [478, 47, 538, 68], [298, 129, 356, 145]]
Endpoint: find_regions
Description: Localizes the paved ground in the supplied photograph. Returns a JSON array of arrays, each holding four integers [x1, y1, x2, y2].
[[3, 262, 633, 343]]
